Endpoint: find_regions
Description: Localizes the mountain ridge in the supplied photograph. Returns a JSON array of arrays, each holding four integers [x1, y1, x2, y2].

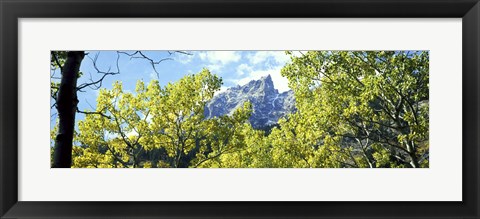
[[204, 74, 296, 128]]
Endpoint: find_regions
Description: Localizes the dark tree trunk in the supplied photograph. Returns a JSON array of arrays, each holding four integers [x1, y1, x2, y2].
[[52, 51, 85, 168]]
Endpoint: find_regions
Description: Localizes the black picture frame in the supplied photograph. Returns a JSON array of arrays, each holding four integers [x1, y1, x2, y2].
[[1, 0, 479, 218]]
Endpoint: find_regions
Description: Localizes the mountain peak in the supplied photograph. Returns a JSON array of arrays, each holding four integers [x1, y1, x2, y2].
[[260, 74, 274, 88], [256, 74, 275, 93], [205, 74, 296, 128], [241, 74, 276, 95], [261, 74, 272, 82]]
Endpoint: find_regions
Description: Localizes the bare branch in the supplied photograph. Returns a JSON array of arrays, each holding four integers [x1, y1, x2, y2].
[[117, 50, 190, 79], [77, 52, 120, 91], [169, 51, 193, 56]]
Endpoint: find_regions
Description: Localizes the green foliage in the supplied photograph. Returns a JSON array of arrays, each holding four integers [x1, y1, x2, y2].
[[278, 51, 429, 168], [51, 51, 67, 69], [57, 51, 429, 168], [72, 69, 252, 168]]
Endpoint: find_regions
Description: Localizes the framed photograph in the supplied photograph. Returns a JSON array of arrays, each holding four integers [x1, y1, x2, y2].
[[1, 0, 479, 218]]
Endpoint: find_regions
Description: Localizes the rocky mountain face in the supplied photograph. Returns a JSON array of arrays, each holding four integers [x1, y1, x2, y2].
[[204, 75, 296, 129]]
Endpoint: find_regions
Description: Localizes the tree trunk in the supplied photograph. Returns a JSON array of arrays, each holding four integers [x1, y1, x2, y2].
[[52, 51, 85, 168]]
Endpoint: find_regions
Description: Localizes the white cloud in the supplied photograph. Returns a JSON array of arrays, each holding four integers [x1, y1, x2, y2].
[[198, 51, 241, 65], [198, 51, 242, 73], [175, 52, 194, 64], [198, 51, 296, 92], [206, 64, 222, 72], [247, 51, 290, 66], [214, 86, 229, 96], [229, 51, 293, 92], [231, 66, 290, 93], [236, 63, 252, 76]]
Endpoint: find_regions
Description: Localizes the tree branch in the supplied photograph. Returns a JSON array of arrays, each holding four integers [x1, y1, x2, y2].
[[77, 52, 120, 91], [76, 108, 112, 119]]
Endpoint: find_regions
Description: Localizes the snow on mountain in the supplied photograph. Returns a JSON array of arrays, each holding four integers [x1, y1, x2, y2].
[[204, 74, 296, 128]]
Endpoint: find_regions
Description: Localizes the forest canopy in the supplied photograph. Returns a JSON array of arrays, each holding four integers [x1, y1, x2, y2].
[[50, 51, 429, 168]]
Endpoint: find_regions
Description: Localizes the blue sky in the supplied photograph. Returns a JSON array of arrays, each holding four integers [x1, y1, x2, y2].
[[50, 51, 295, 129]]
